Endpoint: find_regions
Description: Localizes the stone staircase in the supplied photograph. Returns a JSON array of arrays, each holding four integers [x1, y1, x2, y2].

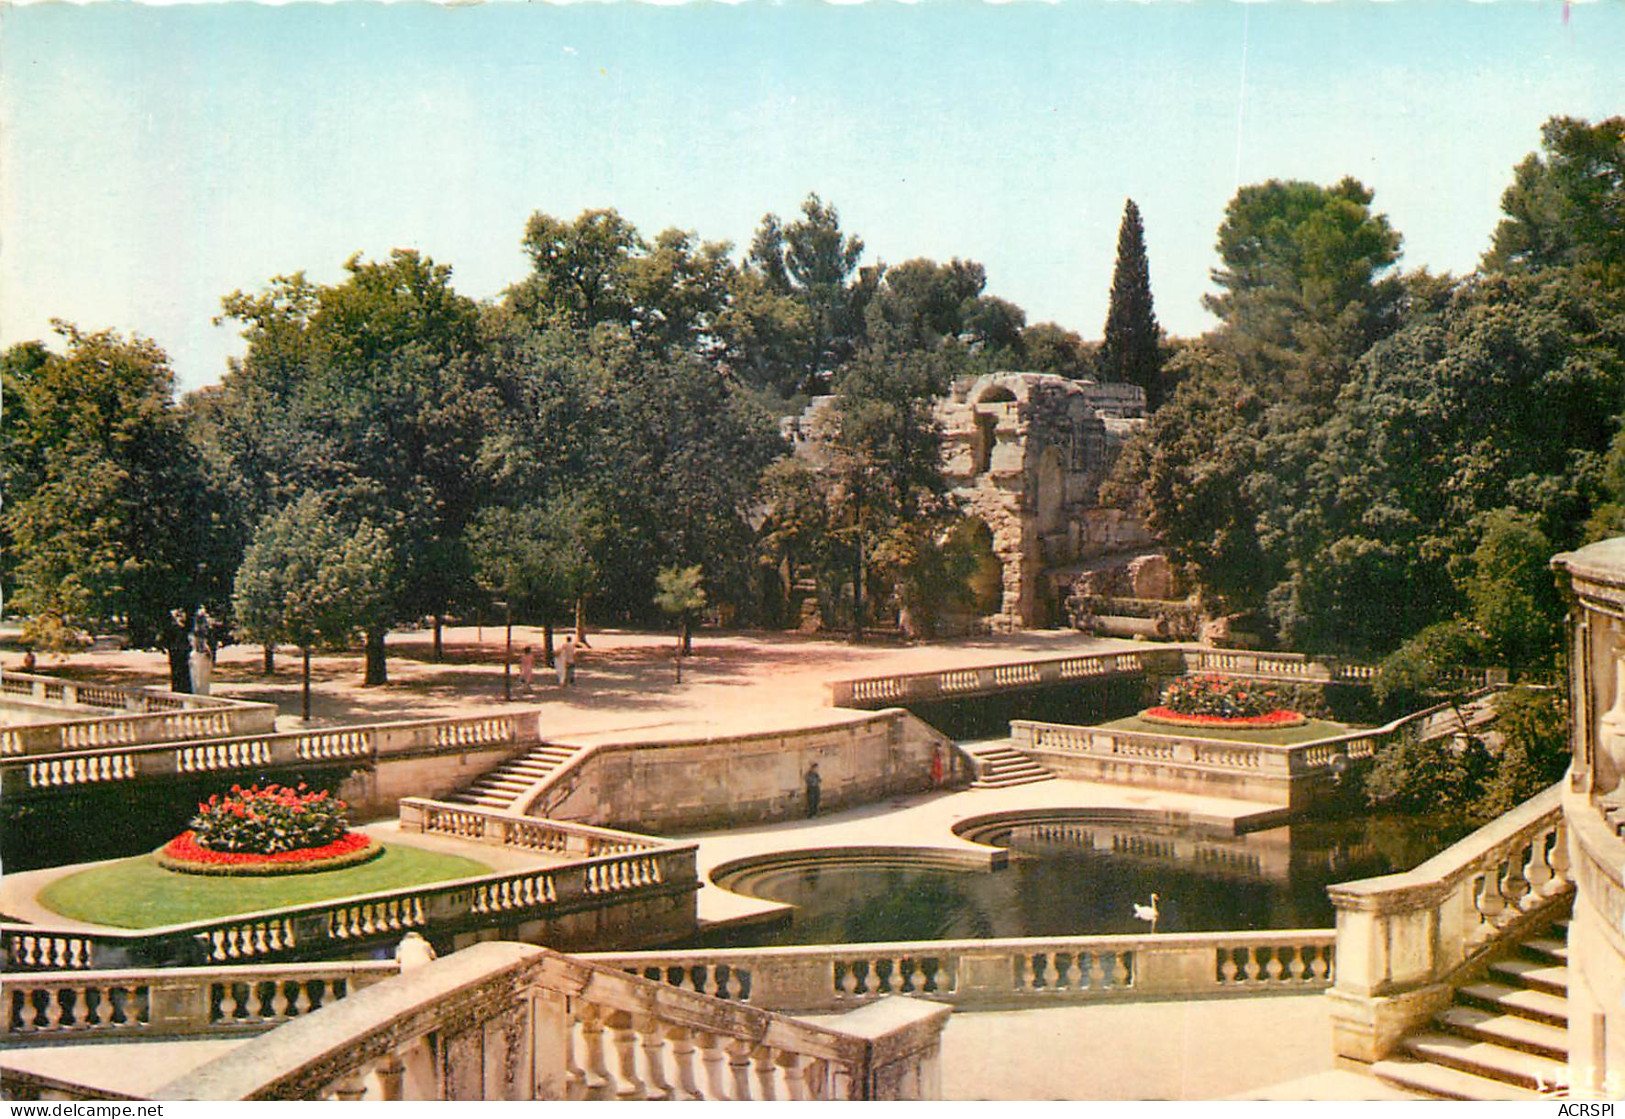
[[1370, 920, 1570, 1100], [958, 739, 1055, 789], [445, 743, 586, 811]]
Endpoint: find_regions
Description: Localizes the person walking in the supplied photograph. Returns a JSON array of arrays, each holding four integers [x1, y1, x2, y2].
[[519, 646, 536, 693], [556, 636, 576, 687], [804, 762, 822, 818]]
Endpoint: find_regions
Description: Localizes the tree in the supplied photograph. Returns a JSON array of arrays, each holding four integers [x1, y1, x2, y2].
[[1021, 322, 1091, 378], [654, 564, 706, 665], [1484, 116, 1625, 285], [466, 496, 604, 665], [1464, 510, 1563, 676], [1099, 200, 1166, 409], [1476, 686, 1570, 817], [233, 492, 398, 714], [746, 194, 871, 392], [2, 324, 229, 649], [218, 250, 493, 678], [1206, 177, 1404, 401]]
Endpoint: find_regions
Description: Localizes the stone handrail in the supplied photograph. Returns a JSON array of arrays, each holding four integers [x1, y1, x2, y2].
[[1326, 782, 1571, 1062], [1012, 695, 1485, 783], [399, 797, 665, 857], [827, 649, 1167, 708], [516, 743, 602, 819], [582, 928, 1336, 1014], [0, 710, 538, 796], [0, 670, 259, 714], [154, 942, 951, 1100], [1, 960, 400, 1042], [2, 837, 697, 972]]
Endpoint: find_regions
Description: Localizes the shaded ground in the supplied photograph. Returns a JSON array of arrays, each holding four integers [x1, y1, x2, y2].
[[2, 623, 1143, 740], [1100, 714, 1360, 745], [37, 844, 490, 928]]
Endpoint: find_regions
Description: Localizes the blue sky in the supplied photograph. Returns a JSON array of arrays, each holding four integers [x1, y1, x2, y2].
[[2, 1, 1621, 392]]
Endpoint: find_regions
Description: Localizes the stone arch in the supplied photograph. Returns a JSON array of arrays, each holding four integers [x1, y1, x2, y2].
[[951, 517, 1005, 616], [976, 383, 1017, 405]]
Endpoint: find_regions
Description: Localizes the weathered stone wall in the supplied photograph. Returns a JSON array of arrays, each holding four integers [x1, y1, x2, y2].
[[541, 712, 951, 833]]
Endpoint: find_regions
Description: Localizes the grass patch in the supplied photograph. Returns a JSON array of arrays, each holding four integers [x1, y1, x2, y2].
[[1098, 714, 1363, 745], [38, 843, 491, 929]]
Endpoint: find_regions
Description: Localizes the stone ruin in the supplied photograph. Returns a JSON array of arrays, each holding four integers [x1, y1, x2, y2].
[[783, 370, 1194, 634]]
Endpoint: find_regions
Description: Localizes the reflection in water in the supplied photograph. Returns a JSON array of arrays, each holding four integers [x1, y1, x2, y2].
[[707, 812, 1468, 949]]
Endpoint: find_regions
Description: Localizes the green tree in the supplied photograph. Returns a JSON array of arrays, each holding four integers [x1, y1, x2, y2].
[[2, 324, 229, 648], [1484, 116, 1625, 286], [654, 564, 706, 660], [1206, 176, 1404, 401], [746, 194, 871, 392], [1476, 685, 1570, 818], [1020, 323, 1092, 378], [466, 496, 604, 665], [1099, 199, 1166, 409], [218, 250, 493, 680], [233, 492, 397, 713], [1464, 510, 1563, 675]]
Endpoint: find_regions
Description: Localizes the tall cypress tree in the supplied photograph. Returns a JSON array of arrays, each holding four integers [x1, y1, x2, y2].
[[1099, 199, 1165, 410]]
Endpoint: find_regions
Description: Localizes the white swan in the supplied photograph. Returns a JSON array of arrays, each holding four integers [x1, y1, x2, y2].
[[1132, 893, 1160, 934]]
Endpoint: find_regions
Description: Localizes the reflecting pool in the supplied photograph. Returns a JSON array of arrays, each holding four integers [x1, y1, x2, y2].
[[705, 811, 1469, 947]]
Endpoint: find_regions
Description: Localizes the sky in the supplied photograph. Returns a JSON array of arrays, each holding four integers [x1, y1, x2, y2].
[[2, 1, 1622, 394]]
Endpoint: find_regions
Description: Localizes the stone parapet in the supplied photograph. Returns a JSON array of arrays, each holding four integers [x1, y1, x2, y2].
[[1326, 782, 1571, 1063]]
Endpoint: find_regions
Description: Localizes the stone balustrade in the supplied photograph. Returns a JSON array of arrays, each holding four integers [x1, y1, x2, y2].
[[0, 673, 278, 758], [150, 942, 951, 1100], [828, 647, 1505, 712], [827, 649, 1171, 708], [0, 711, 537, 798], [1, 960, 399, 1042], [1325, 782, 1571, 1062], [582, 928, 1336, 1014], [399, 797, 664, 857], [1010, 697, 1480, 811], [2, 828, 698, 972]]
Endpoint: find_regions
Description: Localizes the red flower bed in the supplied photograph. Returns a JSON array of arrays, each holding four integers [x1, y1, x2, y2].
[[158, 830, 384, 877], [1140, 707, 1308, 729]]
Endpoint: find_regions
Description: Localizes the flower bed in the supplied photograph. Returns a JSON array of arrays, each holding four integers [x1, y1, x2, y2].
[[1139, 707, 1308, 729], [158, 782, 382, 876], [158, 830, 385, 876]]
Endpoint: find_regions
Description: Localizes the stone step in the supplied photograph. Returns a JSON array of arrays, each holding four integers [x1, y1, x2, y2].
[[1436, 1005, 1568, 1061], [1370, 1057, 1543, 1102], [1520, 937, 1569, 965], [1401, 1032, 1569, 1092], [1487, 958, 1568, 997], [1457, 981, 1568, 1027], [970, 773, 1055, 789]]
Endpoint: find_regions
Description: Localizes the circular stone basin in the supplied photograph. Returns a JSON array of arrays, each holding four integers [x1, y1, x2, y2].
[[157, 831, 385, 876], [704, 809, 1467, 948], [37, 844, 492, 929]]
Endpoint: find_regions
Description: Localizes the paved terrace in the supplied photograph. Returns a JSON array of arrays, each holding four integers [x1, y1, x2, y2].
[[2, 626, 1400, 1100], [4, 625, 1146, 740]]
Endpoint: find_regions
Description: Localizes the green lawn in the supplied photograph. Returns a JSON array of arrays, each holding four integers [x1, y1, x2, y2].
[[38, 844, 492, 929], [1098, 714, 1364, 745]]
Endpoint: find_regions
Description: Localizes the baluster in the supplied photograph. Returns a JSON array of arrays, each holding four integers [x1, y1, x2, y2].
[[42, 989, 64, 1030], [836, 962, 859, 998], [68, 987, 91, 1029], [899, 957, 920, 994], [804, 1059, 832, 1100], [1061, 953, 1083, 990], [562, 1005, 589, 1100], [697, 1031, 729, 1100], [605, 1010, 645, 1099], [1088, 952, 1108, 990], [1040, 953, 1060, 990], [1263, 948, 1284, 983], [1217, 948, 1238, 984], [1110, 950, 1131, 988], [244, 981, 266, 1021], [1526, 830, 1556, 897], [577, 1005, 613, 1100], [669, 1026, 702, 1097], [270, 981, 292, 1019], [1503, 843, 1532, 911], [752, 1046, 778, 1100], [93, 985, 115, 1027], [1549, 823, 1572, 888], [1474, 866, 1508, 934], [776, 1052, 809, 1097], [726, 1039, 754, 1100], [636, 1016, 675, 1100], [219, 982, 240, 1019]]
